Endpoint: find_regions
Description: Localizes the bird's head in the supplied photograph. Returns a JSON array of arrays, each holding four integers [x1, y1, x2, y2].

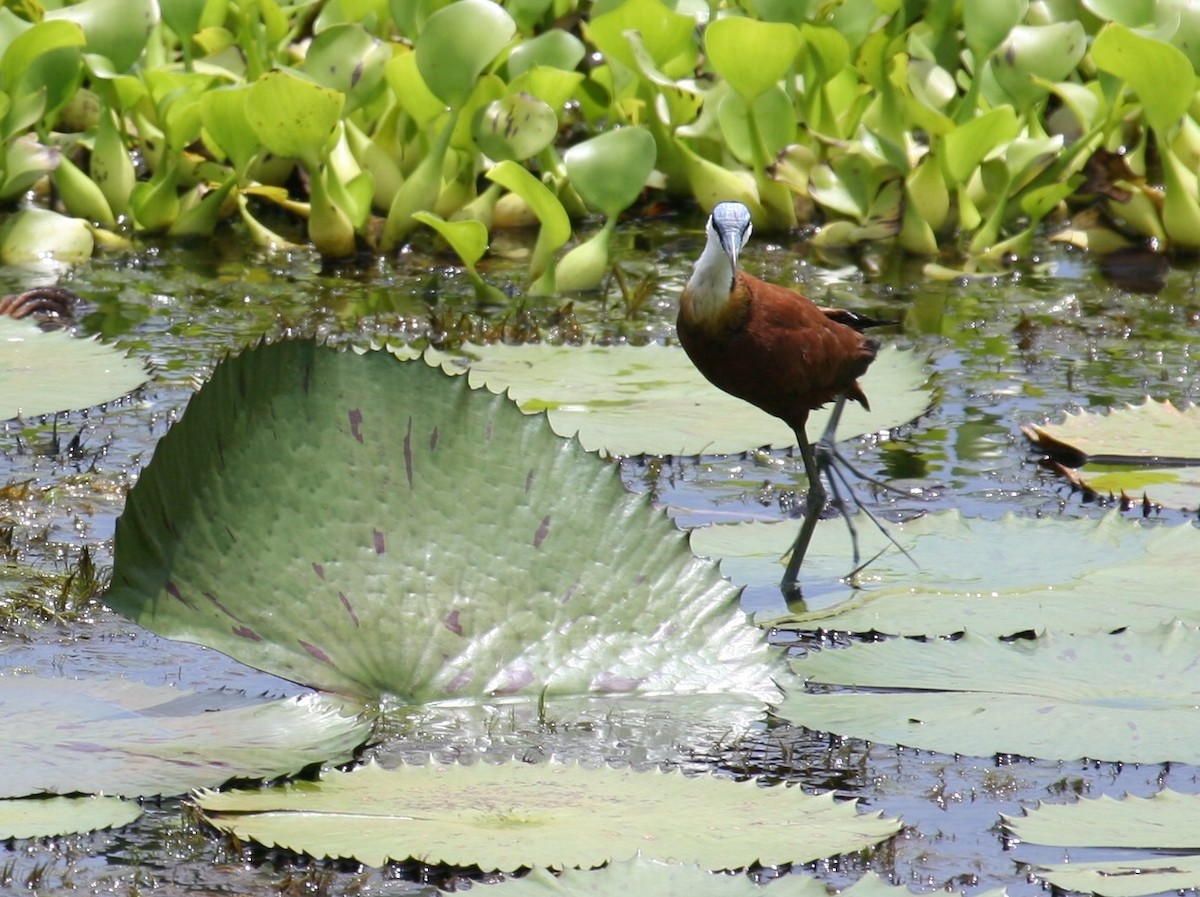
[[708, 201, 753, 278]]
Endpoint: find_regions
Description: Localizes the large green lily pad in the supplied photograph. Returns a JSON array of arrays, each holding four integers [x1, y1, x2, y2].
[[0, 316, 148, 420], [434, 343, 930, 456], [106, 340, 780, 704], [691, 511, 1200, 637], [1032, 857, 1200, 897], [776, 622, 1200, 764], [0, 675, 368, 798], [193, 760, 900, 870]]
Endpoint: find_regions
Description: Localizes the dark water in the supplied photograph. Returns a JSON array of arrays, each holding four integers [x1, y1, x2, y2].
[[1, 213, 1198, 894]]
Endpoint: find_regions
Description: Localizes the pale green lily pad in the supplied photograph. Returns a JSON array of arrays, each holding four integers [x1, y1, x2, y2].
[[1024, 399, 1200, 463], [0, 795, 141, 839], [0, 675, 368, 798], [1024, 399, 1200, 509], [1033, 855, 1200, 897], [193, 760, 901, 870], [776, 622, 1200, 763], [0, 315, 148, 421], [433, 343, 929, 456], [493, 862, 938, 896], [106, 340, 780, 704], [693, 512, 1200, 637], [1005, 790, 1200, 848]]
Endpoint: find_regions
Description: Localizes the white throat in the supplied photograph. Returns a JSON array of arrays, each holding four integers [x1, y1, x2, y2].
[[684, 228, 734, 323]]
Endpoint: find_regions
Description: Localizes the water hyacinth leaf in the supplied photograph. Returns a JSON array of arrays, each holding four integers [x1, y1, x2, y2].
[[300, 23, 389, 112], [717, 86, 795, 167], [413, 211, 507, 304], [432, 343, 929, 457], [0, 19, 85, 123], [1091, 23, 1194, 137], [45, 0, 157, 73], [704, 17, 801, 102], [473, 92, 559, 162], [0, 316, 147, 421], [702, 512, 1200, 637], [507, 29, 585, 77], [495, 864, 942, 897], [563, 126, 657, 218], [942, 106, 1020, 184], [246, 70, 344, 166], [193, 761, 900, 870], [0, 796, 141, 839], [485, 159, 571, 287], [990, 22, 1086, 108], [416, 0, 515, 109], [0, 676, 368, 798], [778, 622, 1200, 763], [106, 340, 780, 704], [199, 85, 259, 173], [585, 0, 696, 77]]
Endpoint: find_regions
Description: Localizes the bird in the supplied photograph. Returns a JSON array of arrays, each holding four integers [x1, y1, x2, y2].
[[677, 200, 892, 598]]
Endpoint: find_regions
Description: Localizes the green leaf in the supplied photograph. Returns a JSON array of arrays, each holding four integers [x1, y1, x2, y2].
[[0, 796, 140, 839], [413, 210, 506, 304], [704, 17, 801, 102], [563, 126, 657, 218], [485, 159, 571, 290], [507, 30, 585, 78], [990, 22, 1086, 108], [586, 0, 696, 78], [473, 92, 559, 161], [433, 343, 928, 456], [416, 0, 515, 109], [245, 70, 344, 166], [106, 340, 781, 704], [45, 0, 157, 73], [1025, 398, 1200, 464], [194, 761, 900, 870], [199, 85, 259, 174], [0, 208, 93, 269], [1091, 22, 1195, 136], [300, 23, 389, 112], [0, 675, 368, 798], [1006, 789, 1200, 849], [941, 106, 1020, 184], [776, 622, 1200, 763]]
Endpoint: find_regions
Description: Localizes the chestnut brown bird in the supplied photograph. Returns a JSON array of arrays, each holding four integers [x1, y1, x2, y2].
[[678, 200, 890, 598]]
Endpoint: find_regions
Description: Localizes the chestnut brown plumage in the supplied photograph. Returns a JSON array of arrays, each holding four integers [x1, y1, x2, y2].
[[677, 201, 885, 597]]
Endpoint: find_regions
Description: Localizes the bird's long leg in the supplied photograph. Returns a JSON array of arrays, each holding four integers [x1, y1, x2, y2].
[[779, 427, 825, 600], [816, 395, 918, 570]]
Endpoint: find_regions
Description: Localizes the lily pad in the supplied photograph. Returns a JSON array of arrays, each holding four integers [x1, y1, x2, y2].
[[694, 512, 1200, 637], [433, 343, 929, 456], [0, 795, 141, 839], [776, 622, 1200, 764], [193, 760, 901, 870], [1024, 399, 1200, 509], [1033, 857, 1200, 897], [1005, 790, 1200, 848], [0, 315, 148, 421], [0, 675, 368, 798], [106, 340, 780, 704], [492, 864, 984, 897]]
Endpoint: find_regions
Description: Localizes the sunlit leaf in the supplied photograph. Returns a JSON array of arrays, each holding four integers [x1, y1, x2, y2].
[[106, 340, 781, 704], [704, 17, 801, 102], [432, 343, 929, 457], [1091, 22, 1194, 136], [563, 126, 657, 218], [194, 760, 900, 870], [45, 0, 157, 73], [586, 0, 696, 79], [777, 622, 1200, 763], [246, 70, 344, 166], [473, 92, 559, 161], [1006, 789, 1200, 849], [0, 675, 368, 798], [416, 0, 515, 109]]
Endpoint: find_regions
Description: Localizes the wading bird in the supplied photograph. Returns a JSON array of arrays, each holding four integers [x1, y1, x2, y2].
[[677, 200, 893, 598]]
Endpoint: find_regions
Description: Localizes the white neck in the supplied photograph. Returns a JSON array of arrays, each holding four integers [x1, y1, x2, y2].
[[684, 230, 734, 323]]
